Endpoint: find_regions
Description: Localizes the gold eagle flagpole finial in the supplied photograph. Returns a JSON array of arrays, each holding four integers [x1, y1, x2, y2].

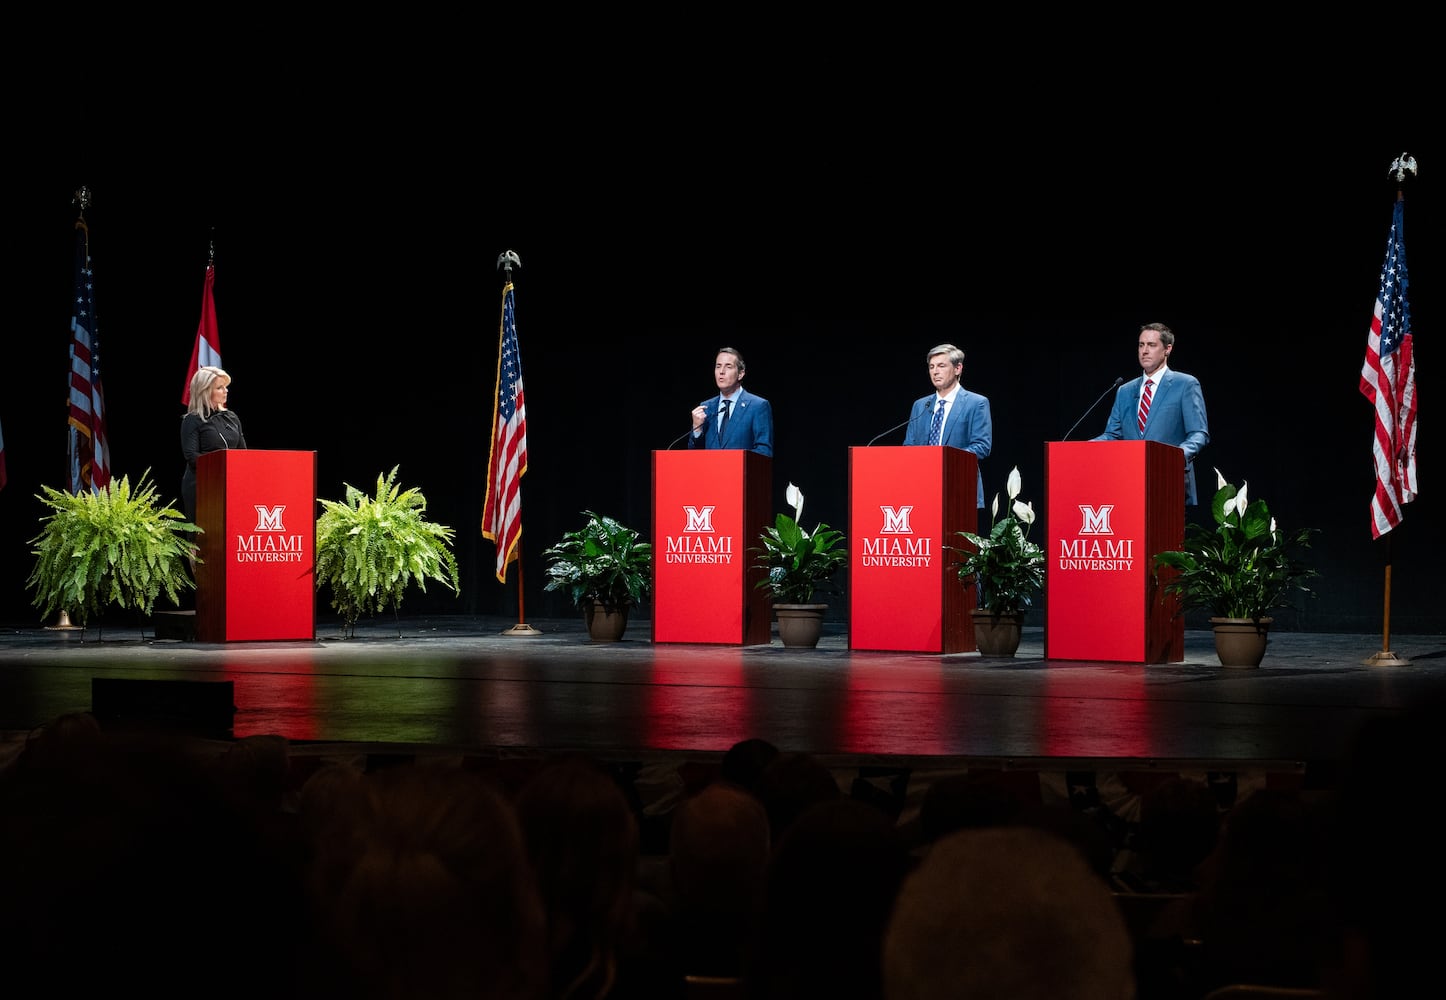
[[497, 250, 521, 280], [1389, 152, 1418, 183]]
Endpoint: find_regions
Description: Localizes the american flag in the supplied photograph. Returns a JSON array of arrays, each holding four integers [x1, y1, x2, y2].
[[1360, 197, 1418, 539], [68, 217, 111, 495], [482, 281, 529, 582], [181, 262, 222, 406]]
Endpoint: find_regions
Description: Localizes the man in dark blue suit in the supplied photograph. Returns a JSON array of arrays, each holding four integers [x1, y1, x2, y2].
[[1092, 322, 1210, 504], [689, 347, 774, 456], [902, 343, 992, 508]]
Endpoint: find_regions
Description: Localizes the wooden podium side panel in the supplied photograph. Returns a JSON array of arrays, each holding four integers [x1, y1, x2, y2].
[[196, 450, 316, 643], [939, 447, 977, 653], [195, 454, 228, 643], [849, 447, 975, 653], [652, 451, 771, 645], [1144, 442, 1186, 663]]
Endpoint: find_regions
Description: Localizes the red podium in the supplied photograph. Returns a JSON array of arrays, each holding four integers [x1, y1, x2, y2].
[[652, 450, 772, 645], [1045, 440, 1184, 663], [195, 450, 317, 643], [849, 446, 977, 653]]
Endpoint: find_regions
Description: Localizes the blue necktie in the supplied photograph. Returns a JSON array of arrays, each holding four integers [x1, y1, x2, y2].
[[719, 399, 732, 440], [927, 400, 945, 446]]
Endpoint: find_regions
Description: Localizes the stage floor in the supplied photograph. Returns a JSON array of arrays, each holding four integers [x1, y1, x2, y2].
[[2, 615, 1442, 775]]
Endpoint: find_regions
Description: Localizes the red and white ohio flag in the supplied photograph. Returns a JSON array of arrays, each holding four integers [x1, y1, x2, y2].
[[181, 263, 222, 406]]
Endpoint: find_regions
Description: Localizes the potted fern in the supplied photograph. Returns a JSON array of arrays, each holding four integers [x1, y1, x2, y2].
[[542, 510, 654, 641], [947, 466, 1044, 656], [752, 483, 847, 647], [313, 466, 461, 639], [26, 471, 200, 638]]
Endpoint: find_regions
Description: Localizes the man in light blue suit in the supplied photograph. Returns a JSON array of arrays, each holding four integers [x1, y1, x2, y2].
[[902, 343, 992, 508], [688, 347, 774, 456], [1092, 322, 1210, 505]]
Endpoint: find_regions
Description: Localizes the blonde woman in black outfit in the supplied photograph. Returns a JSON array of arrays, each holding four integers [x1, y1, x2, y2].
[[180, 365, 246, 523]]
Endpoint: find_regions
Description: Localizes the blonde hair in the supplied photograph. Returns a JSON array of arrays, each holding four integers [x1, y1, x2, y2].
[[187, 366, 231, 419]]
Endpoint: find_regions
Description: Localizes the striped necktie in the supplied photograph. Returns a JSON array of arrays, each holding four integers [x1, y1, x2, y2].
[[1137, 378, 1154, 433], [719, 399, 732, 438]]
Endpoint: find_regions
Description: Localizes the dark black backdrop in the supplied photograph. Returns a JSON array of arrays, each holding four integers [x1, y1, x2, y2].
[[2, 75, 1439, 635]]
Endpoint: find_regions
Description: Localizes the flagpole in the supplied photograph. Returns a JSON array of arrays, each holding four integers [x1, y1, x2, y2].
[[1363, 533, 1406, 666], [503, 538, 542, 637], [1362, 157, 1416, 667], [47, 187, 94, 633], [496, 250, 541, 638]]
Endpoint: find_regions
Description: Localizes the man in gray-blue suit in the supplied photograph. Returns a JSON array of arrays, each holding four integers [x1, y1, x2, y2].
[[689, 347, 774, 456], [1092, 322, 1210, 504], [902, 343, 992, 508]]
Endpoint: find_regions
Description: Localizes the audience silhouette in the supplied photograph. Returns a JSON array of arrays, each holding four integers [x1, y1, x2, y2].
[[0, 720, 310, 998], [302, 760, 548, 1000], [11, 713, 1439, 1000], [514, 753, 679, 999], [752, 751, 842, 844], [751, 797, 914, 1000], [883, 825, 1135, 1000], [662, 780, 771, 980]]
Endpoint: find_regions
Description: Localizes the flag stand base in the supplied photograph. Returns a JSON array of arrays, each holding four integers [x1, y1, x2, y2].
[[1363, 649, 1410, 667], [502, 623, 543, 637], [45, 610, 83, 632]]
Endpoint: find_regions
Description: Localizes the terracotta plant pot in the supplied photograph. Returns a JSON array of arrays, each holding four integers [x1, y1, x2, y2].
[[971, 609, 1026, 657], [774, 604, 828, 648], [1209, 616, 1273, 668], [585, 603, 630, 642]]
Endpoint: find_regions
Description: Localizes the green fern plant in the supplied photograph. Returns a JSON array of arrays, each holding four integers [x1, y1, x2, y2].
[[314, 466, 461, 638], [26, 470, 200, 631]]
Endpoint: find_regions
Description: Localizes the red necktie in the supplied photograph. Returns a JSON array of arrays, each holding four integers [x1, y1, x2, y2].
[[1137, 378, 1153, 433]]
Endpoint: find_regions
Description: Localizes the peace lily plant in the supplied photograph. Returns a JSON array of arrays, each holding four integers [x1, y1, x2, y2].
[[948, 466, 1045, 616], [1153, 469, 1318, 622], [542, 510, 654, 613], [753, 482, 848, 604]]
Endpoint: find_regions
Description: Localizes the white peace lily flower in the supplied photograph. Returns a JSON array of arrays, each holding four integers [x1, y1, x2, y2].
[[991, 493, 1000, 520], [1006, 466, 1022, 502], [1013, 500, 1035, 525], [1237, 481, 1248, 512], [786, 482, 804, 523], [1270, 517, 1277, 534], [1215, 467, 1227, 491]]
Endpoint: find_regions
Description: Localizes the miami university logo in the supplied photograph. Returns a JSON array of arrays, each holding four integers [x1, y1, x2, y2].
[[682, 506, 716, 533], [254, 505, 287, 532], [878, 505, 914, 534], [1077, 505, 1114, 535]]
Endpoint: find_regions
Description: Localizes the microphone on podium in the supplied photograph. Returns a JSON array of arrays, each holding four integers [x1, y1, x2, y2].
[[866, 400, 932, 447], [866, 419, 911, 447], [669, 398, 718, 449], [1062, 377, 1125, 441]]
